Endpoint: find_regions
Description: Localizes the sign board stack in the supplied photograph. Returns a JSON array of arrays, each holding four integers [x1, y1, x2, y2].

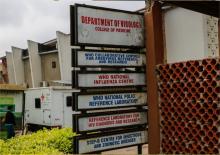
[[70, 4, 148, 154]]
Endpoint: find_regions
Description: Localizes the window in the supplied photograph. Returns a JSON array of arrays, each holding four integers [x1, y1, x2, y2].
[[66, 96, 72, 107], [52, 61, 56, 68], [35, 98, 41, 109]]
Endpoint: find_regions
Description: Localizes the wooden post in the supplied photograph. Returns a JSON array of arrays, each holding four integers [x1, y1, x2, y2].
[[145, 2, 164, 154]]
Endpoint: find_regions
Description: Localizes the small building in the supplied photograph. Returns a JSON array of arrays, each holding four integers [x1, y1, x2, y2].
[[0, 84, 25, 139]]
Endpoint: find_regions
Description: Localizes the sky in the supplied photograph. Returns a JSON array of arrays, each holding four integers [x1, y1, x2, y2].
[[0, 0, 145, 57]]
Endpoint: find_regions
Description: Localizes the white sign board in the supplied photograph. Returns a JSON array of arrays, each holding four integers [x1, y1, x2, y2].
[[77, 72, 145, 88], [77, 92, 147, 110], [73, 4, 144, 47], [76, 50, 146, 67], [77, 130, 148, 153], [77, 111, 147, 132]]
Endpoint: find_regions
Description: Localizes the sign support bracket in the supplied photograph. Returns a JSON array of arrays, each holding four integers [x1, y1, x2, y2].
[[138, 144, 142, 154]]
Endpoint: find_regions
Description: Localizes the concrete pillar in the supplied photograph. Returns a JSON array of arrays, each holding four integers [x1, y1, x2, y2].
[[56, 31, 72, 83], [6, 52, 16, 84], [28, 40, 42, 88], [11, 46, 25, 85], [23, 58, 33, 88]]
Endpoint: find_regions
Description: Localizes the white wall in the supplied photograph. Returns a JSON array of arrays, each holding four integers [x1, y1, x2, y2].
[[12, 47, 25, 85], [6, 52, 16, 84], [28, 40, 42, 88], [165, 8, 208, 63], [56, 31, 72, 83]]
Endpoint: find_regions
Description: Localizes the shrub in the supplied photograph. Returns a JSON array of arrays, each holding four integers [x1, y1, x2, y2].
[[0, 128, 76, 154]]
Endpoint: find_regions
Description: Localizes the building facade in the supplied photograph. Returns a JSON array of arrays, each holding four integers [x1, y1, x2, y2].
[[6, 31, 72, 88], [164, 7, 219, 63], [5, 7, 220, 88]]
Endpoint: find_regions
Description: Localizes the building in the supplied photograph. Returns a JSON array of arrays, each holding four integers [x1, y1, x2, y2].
[[0, 56, 9, 84], [164, 7, 219, 63], [6, 31, 71, 88], [0, 84, 25, 139]]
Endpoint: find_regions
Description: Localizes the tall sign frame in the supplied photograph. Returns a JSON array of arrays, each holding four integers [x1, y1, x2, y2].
[[70, 3, 147, 154]]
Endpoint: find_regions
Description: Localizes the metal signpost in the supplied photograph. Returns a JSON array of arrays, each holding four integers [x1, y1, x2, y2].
[[70, 3, 147, 154], [73, 129, 148, 154], [72, 71, 146, 89], [72, 49, 146, 67], [71, 4, 145, 47], [73, 109, 147, 133], [72, 91, 147, 111]]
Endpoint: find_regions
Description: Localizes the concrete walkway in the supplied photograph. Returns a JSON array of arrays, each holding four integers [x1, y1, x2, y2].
[[102, 144, 148, 154]]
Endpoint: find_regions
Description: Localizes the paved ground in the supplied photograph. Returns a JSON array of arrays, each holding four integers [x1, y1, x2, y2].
[[102, 144, 148, 154]]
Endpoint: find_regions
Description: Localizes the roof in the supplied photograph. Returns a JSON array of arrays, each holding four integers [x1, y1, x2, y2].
[[43, 39, 57, 45], [26, 86, 78, 92], [0, 84, 26, 91], [0, 56, 6, 59], [162, 1, 220, 18]]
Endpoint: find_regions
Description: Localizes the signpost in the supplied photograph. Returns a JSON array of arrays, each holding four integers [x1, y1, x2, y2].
[[72, 91, 147, 110], [73, 71, 146, 88], [72, 49, 146, 67], [73, 109, 147, 133], [70, 3, 147, 154], [73, 129, 148, 154], [71, 4, 145, 47]]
